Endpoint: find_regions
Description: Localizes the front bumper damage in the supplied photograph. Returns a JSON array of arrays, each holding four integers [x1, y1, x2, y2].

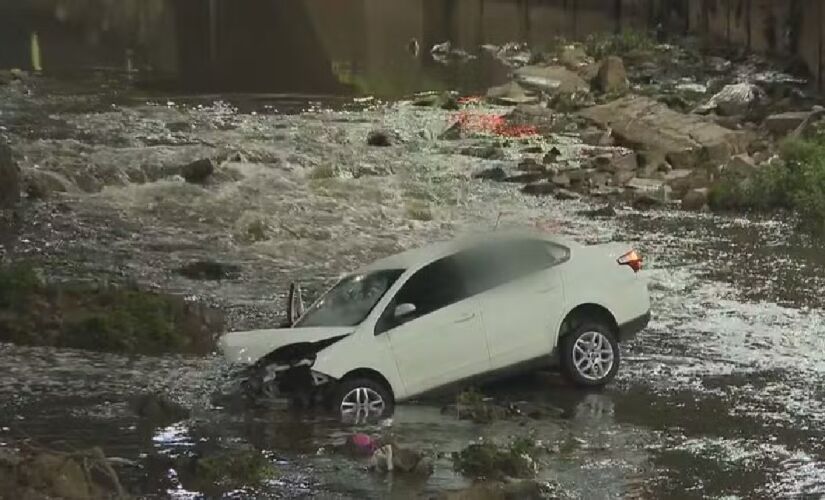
[[236, 334, 348, 404]]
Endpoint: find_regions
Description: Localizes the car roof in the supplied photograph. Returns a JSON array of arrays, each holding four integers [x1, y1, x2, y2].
[[359, 230, 578, 273]]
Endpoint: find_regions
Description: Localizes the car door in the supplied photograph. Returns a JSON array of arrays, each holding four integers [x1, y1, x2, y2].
[[375, 255, 490, 397], [463, 240, 568, 370]]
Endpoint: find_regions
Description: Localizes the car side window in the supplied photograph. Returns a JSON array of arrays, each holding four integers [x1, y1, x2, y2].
[[375, 256, 468, 334], [459, 239, 568, 295]]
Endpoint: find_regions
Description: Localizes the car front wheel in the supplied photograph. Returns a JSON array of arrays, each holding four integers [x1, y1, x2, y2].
[[333, 377, 394, 423], [560, 323, 620, 387]]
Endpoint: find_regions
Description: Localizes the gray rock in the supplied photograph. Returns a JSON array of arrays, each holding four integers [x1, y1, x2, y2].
[[486, 81, 537, 105], [764, 111, 812, 135], [592, 150, 637, 172], [521, 182, 555, 196], [580, 95, 751, 169], [367, 130, 392, 147], [505, 172, 545, 184], [554, 188, 581, 200], [181, 158, 215, 184], [681, 188, 709, 211], [595, 56, 629, 93], [517, 158, 545, 172], [473, 167, 508, 181], [461, 144, 504, 160], [578, 204, 617, 218], [515, 65, 590, 95], [0, 144, 20, 208], [23, 169, 73, 200], [697, 83, 764, 116], [176, 260, 241, 281], [725, 154, 758, 178], [558, 45, 591, 70], [550, 172, 571, 188]]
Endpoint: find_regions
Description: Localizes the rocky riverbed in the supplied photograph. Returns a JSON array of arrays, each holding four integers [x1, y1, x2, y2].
[[2, 33, 825, 498]]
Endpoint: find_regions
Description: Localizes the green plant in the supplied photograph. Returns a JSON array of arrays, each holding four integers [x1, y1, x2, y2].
[[452, 438, 539, 479], [0, 263, 42, 309], [192, 449, 277, 494], [709, 132, 825, 233]]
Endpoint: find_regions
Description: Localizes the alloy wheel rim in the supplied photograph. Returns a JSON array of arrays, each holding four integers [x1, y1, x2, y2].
[[572, 331, 614, 381], [340, 387, 385, 418]]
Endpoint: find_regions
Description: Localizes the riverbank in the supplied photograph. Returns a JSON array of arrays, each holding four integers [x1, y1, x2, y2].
[[2, 31, 825, 498]]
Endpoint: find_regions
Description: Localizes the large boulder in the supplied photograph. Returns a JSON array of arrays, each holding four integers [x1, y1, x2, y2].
[[579, 96, 751, 169], [697, 83, 764, 116], [594, 56, 629, 93], [681, 188, 709, 211], [22, 169, 74, 200], [0, 144, 19, 208], [514, 65, 590, 95], [764, 111, 813, 135], [486, 82, 537, 105]]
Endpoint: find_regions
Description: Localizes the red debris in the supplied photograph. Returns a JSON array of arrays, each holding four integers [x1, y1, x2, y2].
[[452, 111, 538, 138]]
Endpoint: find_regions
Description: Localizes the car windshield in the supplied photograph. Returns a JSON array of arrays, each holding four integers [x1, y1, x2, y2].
[[294, 269, 404, 327]]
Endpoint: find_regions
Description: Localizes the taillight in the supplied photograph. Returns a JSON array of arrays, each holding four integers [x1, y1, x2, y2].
[[618, 249, 643, 272]]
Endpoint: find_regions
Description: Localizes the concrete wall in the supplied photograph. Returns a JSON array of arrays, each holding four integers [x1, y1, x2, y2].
[[681, 0, 825, 90]]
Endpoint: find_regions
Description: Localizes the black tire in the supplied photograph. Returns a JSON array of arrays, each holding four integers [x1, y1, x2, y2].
[[560, 322, 620, 387], [333, 377, 394, 421]]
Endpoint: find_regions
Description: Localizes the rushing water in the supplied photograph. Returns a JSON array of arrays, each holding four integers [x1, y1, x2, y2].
[[3, 1, 825, 499]]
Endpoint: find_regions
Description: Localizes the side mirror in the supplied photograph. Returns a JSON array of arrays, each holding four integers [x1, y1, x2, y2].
[[394, 303, 417, 319], [287, 282, 305, 326]]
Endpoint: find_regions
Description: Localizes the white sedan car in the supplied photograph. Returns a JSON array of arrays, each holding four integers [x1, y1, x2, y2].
[[220, 231, 650, 420]]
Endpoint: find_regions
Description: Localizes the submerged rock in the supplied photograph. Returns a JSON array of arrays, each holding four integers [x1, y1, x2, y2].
[[0, 446, 124, 499], [176, 260, 242, 281], [371, 443, 432, 475], [461, 144, 504, 160], [473, 166, 508, 182], [22, 169, 74, 200], [521, 182, 555, 196], [181, 158, 216, 184], [367, 130, 392, 147], [578, 204, 617, 218], [438, 480, 548, 500], [130, 392, 190, 424], [594, 56, 629, 93], [579, 95, 751, 169], [0, 144, 20, 209]]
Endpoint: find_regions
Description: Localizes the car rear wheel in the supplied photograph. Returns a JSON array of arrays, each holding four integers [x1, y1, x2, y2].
[[333, 377, 394, 423], [560, 323, 620, 387]]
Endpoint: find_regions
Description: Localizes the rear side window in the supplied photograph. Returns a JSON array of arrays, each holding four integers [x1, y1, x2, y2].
[[459, 239, 568, 295], [375, 256, 468, 334]]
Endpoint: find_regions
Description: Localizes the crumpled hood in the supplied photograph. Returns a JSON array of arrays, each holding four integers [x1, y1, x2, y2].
[[219, 327, 353, 365]]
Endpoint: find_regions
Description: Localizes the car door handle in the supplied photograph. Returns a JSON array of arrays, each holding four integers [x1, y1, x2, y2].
[[455, 313, 476, 323]]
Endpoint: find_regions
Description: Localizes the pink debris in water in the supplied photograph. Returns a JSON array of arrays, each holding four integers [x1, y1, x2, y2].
[[452, 111, 538, 138], [351, 433, 376, 452]]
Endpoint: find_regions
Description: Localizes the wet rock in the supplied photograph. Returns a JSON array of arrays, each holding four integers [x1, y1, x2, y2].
[[592, 150, 637, 173], [413, 92, 459, 110], [181, 158, 215, 184], [482, 42, 532, 68], [23, 169, 74, 200], [517, 158, 545, 172], [764, 111, 812, 135], [514, 65, 590, 96], [550, 172, 571, 188], [613, 169, 636, 186], [176, 260, 241, 281], [697, 83, 764, 116], [521, 145, 543, 154], [580, 128, 614, 147], [627, 177, 671, 209], [452, 439, 538, 480], [438, 480, 547, 500], [431, 41, 476, 63], [724, 154, 758, 178], [1, 447, 122, 499], [505, 104, 560, 135], [486, 82, 537, 106], [543, 147, 562, 164], [521, 182, 555, 196], [461, 144, 504, 160], [473, 166, 508, 182], [0, 144, 20, 209], [367, 130, 392, 147], [594, 56, 629, 93], [506, 173, 545, 184], [578, 204, 617, 218], [681, 188, 709, 211], [579, 95, 750, 169], [130, 392, 190, 424], [663, 169, 694, 194], [183, 449, 276, 496], [554, 188, 581, 201], [558, 44, 590, 70], [371, 443, 432, 475]]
